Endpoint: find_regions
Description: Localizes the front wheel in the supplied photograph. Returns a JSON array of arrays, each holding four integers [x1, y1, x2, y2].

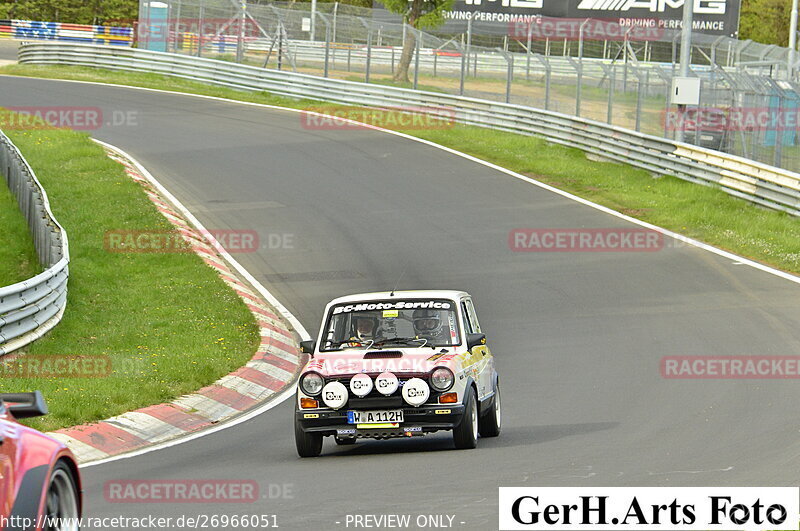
[[453, 387, 478, 449], [294, 415, 323, 457], [43, 461, 80, 531], [479, 381, 501, 438]]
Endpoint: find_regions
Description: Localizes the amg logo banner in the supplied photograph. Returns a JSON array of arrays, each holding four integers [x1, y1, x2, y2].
[[577, 0, 726, 13], [499, 488, 799, 530], [438, 0, 741, 36]]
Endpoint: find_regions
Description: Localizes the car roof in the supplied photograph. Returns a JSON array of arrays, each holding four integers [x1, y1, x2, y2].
[[327, 290, 470, 306]]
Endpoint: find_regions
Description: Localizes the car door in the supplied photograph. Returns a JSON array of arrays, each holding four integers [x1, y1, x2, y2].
[[461, 298, 491, 400], [464, 298, 495, 398]]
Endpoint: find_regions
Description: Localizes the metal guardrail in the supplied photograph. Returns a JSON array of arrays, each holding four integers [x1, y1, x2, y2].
[[18, 42, 800, 216], [0, 128, 69, 356]]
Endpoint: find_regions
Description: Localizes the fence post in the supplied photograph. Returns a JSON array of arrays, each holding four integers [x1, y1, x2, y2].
[[311, 0, 317, 41], [459, 42, 466, 95], [278, 22, 283, 70], [366, 26, 372, 83], [635, 69, 645, 132], [323, 16, 330, 77], [531, 54, 551, 110], [507, 53, 513, 103], [236, 0, 245, 63], [607, 64, 615, 124], [196, 3, 204, 57], [526, 22, 532, 81], [414, 29, 421, 90], [173, 0, 182, 53], [497, 48, 513, 103], [576, 19, 588, 118], [774, 94, 785, 167], [466, 17, 472, 80], [332, 2, 339, 69], [544, 58, 550, 110], [622, 28, 631, 92]]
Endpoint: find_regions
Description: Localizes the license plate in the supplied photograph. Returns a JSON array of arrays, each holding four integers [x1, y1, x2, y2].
[[347, 409, 404, 425]]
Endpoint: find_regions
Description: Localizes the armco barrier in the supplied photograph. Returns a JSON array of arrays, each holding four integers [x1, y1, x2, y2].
[[17, 42, 800, 216], [0, 128, 69, 356]]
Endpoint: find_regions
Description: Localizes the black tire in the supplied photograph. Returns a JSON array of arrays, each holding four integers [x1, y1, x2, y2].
[[335, 436, 357, 446], [479, 381, 501, 438], [43, 461, 80, 531], [294, 415, 323, 458], [453, 387, 478, 449]]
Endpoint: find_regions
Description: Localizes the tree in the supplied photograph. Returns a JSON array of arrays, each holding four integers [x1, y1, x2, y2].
[[739, 0, 791, 45], [0, 0, 137, 25], [382, 0, 453, 83]]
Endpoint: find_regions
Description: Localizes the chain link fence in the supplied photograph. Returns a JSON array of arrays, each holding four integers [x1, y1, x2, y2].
[[137, 0, 800, 173]]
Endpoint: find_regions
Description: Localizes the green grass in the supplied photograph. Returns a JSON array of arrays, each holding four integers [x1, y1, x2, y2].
[[0, 108, 260, 431], [1, 64, 797, 276], [0, 173, 40, 286]]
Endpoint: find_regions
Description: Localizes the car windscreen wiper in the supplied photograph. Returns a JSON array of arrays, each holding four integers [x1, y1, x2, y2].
[[326, 339, 374, 350], [372, 337, 433, 349]]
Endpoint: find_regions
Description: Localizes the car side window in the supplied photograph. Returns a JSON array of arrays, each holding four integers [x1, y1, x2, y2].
[[460, 302, 474, 335], [464, 299, 481, 333]]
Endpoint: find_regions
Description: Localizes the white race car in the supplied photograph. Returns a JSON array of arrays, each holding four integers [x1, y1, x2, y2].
[[294, 290, 501, 457]]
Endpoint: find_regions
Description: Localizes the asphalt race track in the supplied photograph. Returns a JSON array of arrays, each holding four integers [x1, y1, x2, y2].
[[2, 75, 800, 529]]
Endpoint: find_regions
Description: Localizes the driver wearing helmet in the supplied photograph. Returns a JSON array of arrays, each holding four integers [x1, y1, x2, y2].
[[347, 314, 380, 346], [412, 309, 449, 343]]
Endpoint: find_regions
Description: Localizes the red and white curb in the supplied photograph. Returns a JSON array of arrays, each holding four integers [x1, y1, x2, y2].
[[48, 146, 307, 464]]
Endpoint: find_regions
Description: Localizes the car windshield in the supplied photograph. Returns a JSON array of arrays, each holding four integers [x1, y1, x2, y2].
[[320, 299, 461, 351]]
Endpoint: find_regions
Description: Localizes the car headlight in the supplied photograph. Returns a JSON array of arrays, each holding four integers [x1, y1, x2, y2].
[[430, 367, 454, 392], [300, 372, 324, 396]]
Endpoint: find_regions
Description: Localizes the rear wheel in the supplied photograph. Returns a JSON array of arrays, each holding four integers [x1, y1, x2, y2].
[[43, 461, 80, 531], [453, 387, 478, 449], [479, 381, 501, 438], [294, 415, 323, 457]]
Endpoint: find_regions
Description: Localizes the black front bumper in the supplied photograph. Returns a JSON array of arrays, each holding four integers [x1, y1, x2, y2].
[[296, 404, 466, 439]]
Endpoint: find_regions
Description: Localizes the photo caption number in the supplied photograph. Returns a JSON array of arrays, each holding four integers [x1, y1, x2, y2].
[[194, 515, 278, 528]]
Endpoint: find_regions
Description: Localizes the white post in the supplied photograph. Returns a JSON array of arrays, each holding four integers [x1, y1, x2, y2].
[[311, 0, 317, 41], [676, 0, 694, 143], [678, 1, 693, 78], [236, 0, 246, 63], [789, 0, 798, 80]]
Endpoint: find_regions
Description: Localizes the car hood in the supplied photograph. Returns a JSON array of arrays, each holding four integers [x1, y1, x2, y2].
[[305, 348, 462, 377]]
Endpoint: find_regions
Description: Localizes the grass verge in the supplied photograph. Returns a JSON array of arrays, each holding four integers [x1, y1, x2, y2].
[[4, 64, 794, 274], [0, 170, 40, 286], [0, 107, 260, 431]]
